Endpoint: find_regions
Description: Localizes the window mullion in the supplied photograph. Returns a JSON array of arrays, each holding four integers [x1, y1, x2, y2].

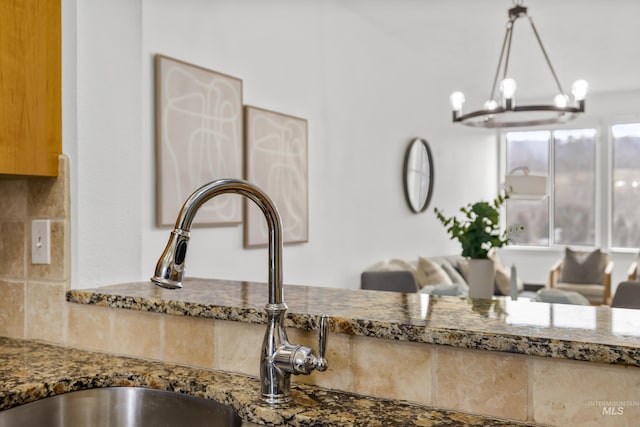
[[549, 131, 555, 247]]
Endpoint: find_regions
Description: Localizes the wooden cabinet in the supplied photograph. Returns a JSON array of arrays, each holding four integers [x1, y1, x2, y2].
[[0, 0, 61, 177]]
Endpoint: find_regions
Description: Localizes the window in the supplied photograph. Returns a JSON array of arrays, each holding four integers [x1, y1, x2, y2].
[[611, 123, 640, 249], [553, 129, 596, 246], [504, 122, 640, 251], [504, 128, 597, 247], [505, 131, 549, 246]]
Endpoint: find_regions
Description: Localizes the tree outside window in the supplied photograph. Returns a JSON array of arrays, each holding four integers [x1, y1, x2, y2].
[[553, 129, 596, 246]]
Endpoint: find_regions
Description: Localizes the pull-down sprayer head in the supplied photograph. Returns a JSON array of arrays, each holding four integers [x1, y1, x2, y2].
[[151, 229, 190, 289]]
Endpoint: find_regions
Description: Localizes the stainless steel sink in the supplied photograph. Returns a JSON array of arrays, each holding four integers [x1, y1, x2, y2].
[[0, 387, 260, 427]]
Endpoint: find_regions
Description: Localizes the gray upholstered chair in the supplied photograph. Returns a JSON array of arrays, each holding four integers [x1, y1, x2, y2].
[[611, 281, 640, 309], [548, 248, 613, 305], [360, 270, 418, 293]]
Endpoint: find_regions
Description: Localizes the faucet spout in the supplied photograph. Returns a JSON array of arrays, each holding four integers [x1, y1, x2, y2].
[[152, 178, 283, 306], [151, 178, 328, 404]]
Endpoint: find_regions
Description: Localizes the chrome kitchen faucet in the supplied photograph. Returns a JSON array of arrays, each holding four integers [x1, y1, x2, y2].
[[151, 178, 328, 404]]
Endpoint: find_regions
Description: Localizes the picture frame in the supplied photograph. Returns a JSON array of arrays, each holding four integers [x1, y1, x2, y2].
[[244, 106, 309, 247], [155, 54, 243, 227]]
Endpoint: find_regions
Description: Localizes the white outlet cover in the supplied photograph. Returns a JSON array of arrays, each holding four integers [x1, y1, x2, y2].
[[32, 219, 51, 265]]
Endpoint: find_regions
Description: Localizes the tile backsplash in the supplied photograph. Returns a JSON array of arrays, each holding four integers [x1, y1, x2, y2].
[[0, 155, 70, 341]]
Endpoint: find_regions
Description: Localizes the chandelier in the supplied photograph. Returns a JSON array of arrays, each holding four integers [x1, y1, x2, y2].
[[449, 1, 588, 128]]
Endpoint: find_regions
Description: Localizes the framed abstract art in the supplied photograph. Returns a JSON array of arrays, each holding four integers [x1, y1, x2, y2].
[[155, 54, 243, 226], [244, 106, 309, 247]]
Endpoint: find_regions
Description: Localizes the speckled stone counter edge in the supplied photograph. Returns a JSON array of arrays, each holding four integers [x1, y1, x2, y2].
[[0, 337, 539, 426], [66, 279, 640, 367]]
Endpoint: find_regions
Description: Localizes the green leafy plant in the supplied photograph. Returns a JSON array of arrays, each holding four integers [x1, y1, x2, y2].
[[434, 194, 522, 259]]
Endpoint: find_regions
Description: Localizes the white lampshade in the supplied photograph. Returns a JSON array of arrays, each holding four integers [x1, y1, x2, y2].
[[505, 174, 547, 200]]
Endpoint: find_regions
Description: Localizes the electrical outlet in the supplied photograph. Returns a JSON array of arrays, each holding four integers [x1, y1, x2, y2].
[[32, 219, 51, 265]]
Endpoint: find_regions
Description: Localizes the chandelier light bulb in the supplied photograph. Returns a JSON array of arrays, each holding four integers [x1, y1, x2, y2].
[[554, 94, 569, 108], [500, 78, 517, 99], [571, 80, 589, 101], [484, 99, 499, 111], [450, 91, 465, 112]]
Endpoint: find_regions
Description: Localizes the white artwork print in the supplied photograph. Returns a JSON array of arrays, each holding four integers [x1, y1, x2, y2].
[[156, 55, 243, 226], [245, 107, 308, 247]]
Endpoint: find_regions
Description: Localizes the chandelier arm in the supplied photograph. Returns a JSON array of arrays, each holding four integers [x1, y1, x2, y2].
[[490, 22, 513, 101], [503, 17, 516, 80], [527, 16, 565, 94]]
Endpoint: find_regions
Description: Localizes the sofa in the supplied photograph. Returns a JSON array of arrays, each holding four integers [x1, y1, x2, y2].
[[361, 254, 538, 298]]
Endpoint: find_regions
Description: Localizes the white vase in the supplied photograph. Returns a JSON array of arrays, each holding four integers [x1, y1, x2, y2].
[[467, 259, 495, 299]]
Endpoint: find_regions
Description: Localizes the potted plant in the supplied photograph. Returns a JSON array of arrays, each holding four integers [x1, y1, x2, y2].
[[434, 194, 521, 299]]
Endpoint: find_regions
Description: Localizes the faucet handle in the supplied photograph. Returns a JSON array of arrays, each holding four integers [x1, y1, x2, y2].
[[277, 315, 330, 376], [315, 314, 329, 372]]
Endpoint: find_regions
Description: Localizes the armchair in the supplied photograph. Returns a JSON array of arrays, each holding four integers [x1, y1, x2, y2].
[[548, 248, 613, 305]]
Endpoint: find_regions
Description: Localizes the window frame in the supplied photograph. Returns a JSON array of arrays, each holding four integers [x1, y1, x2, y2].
[[498, 122, 604, 251]]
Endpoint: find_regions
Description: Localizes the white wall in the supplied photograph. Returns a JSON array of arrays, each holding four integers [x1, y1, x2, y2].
[[137, 0, 498, 290], [70, 0, 143, 288], [67, 1, 639, 290]]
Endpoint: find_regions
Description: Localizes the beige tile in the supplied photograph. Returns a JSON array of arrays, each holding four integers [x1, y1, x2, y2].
[[25, 281, 66, 343], [215, 320, 263, 376], [0, 221, 25, 279], [0, 179, 27, 220], [163, 315, 215, 368], [111, 309, 163, 359], [0, 280, 25, 337], [532, 357, 640, 427], [27, 155, 69, 219], [27, 220, 66, 281], [67, 303, 110, 352], [287, 328, 352, 391], [434, 347, 528, 420], [352, 336, 432, 405]]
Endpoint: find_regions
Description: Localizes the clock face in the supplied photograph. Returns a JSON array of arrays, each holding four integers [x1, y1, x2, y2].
[[403, 138, 434, 214]]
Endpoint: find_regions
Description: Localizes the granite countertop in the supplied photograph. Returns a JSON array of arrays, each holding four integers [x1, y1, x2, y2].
[[0, 337, 537, 426], [67, 278, 640, 367]]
